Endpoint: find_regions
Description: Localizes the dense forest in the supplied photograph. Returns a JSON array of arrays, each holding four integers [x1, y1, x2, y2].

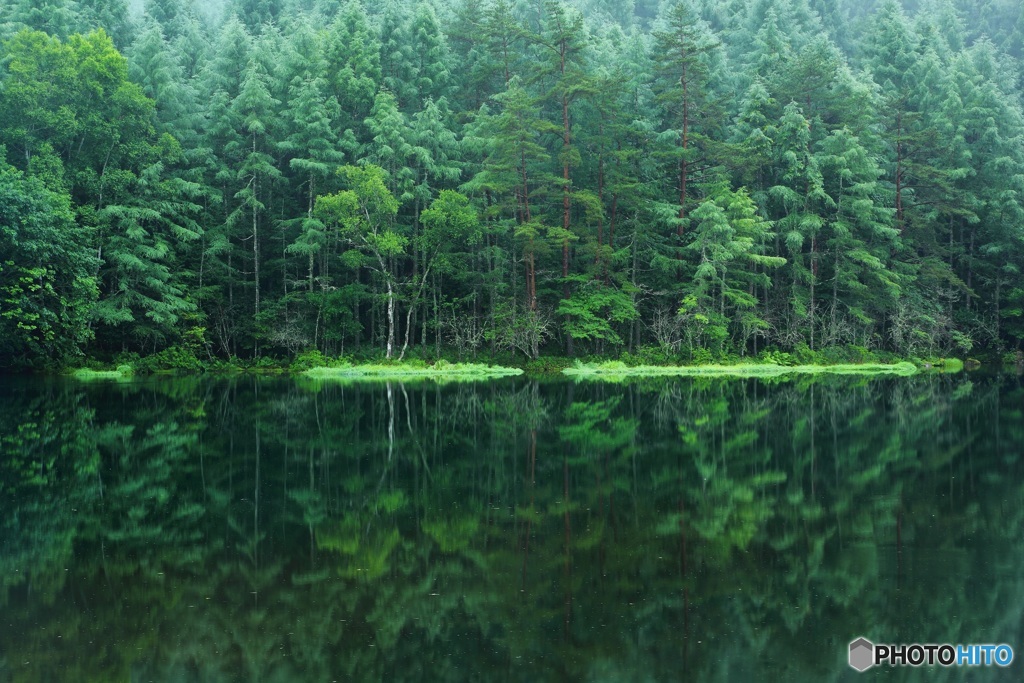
[[1, 0, 1024, 368]]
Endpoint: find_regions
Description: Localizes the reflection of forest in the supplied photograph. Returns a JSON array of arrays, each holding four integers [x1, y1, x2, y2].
[[1, 374, 1022, 681]]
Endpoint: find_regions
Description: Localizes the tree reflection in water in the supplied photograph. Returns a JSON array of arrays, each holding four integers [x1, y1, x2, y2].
[[0, 373, 1022, 681]]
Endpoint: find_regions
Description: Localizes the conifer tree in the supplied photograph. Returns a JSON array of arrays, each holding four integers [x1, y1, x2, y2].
[[282, 74, 344, 292], [92, 138, 205, 351], [362, 90, 417, 202], [532, 0, 597, 353], [322, 1, 380, 136], [409, 2, 452, 108], [464, 77, 553, 315], [378, 0, 418, 110], [229, 55, 282, 334], [652, 0, 721, 238]]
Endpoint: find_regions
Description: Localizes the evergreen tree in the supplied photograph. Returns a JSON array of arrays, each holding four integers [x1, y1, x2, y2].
[[408, 2, 452, 108], [362, 90, 417, 202], [144, 0, 189, 41], [532, 0, 597, 353], [378, 0, 418, 109], [281, 74, 345, 292], [228, 0, 283, 34], [322, 1, 380, 135], [651, 0, 721, 238], [92, 138, 205, 351], [229, 56, 282, 335], [2, 0, 84, 42], [2, 0, 1024, 361], [681, 185, 783, 354], [816, 127, 900, 345], [128, 21, 201, 144]]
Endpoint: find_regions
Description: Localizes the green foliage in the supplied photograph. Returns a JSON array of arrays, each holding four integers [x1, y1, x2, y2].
[[557, 278, 638, 346], [291, 349, 331, 372], [0, 161, 97, 368], [135, 345, 203, 373], [619, 346, 677, 366]]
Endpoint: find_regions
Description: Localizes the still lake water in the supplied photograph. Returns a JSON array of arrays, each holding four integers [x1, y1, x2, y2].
[[1, 372, 1022, 682]]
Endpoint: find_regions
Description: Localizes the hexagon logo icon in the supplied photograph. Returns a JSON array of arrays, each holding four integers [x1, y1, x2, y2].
[[849, 638, 874, 672]]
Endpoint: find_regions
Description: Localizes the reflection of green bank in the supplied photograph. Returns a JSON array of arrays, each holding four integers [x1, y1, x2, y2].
[[563, 360, 919, 379], [303, 362, 523, 381]]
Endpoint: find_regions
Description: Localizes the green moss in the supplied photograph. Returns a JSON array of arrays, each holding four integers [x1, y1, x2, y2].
[[562, 360, 918, 380]]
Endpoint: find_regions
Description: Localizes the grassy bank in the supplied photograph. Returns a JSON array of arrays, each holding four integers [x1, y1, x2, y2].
[[563, 360, 920, 379], [63, 345, 965, 381], [71, 366, 135, 381], [304, 361, 523, 381]]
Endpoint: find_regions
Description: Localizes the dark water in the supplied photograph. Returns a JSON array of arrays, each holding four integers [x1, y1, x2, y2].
[[1, 372, 1022, 682]]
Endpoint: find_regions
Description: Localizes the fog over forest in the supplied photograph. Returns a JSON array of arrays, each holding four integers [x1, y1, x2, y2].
[[2, 0, 1024, 369]]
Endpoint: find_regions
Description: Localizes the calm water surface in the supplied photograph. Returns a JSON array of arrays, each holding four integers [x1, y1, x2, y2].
[[1, 373, 1022, 681]]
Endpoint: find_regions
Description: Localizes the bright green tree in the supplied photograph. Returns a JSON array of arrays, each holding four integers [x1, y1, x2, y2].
[[0, 161, 97, 367], [315, 165, 403, 358]]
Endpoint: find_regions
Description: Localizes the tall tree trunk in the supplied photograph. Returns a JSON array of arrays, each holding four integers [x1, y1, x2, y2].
[[561, 41, 573, 356], [386, 279, 395, 359], [810, 236, 816, 351], [895, 110, 904, 230], [678, 61, 689, 238], [253, 137, 260, 323], [596, 122, 604, 272], [308, 178, 316, 292]]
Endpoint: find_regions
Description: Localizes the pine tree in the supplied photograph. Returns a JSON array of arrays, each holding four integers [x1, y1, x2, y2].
[[652, 0, 721, 238], [229, 56, 282, 336], [817, 127, 900, 344], [229, 0, 283, 34], [129, 21, 200, 143], [464, 77, 554, 315], [949, 41, 1024, 343], [196, 17, 253, 352], [408, 1, 452, 108], [322, 1, 380, 135], [766, 102, 829, 348], [682, 185, 783, 353], [531, 0, 598, 353], [144, 0, 188, 41], [378, 0, 418, 110], [92, 138, 205, 351], [362, 90, 417, 202], [2, 0, 82, 42], [281, 74, 344, 292]]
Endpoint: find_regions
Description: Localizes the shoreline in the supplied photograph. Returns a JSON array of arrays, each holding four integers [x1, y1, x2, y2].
[[55, 358, 972, 382], [561, 361, 922, 379]]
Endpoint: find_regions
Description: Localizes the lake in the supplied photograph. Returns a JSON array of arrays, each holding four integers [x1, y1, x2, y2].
[[1, 372, 1022, 681]]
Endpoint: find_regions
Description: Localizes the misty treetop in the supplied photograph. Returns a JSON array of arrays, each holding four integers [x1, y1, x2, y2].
[[1, 0, 1024, 368]]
